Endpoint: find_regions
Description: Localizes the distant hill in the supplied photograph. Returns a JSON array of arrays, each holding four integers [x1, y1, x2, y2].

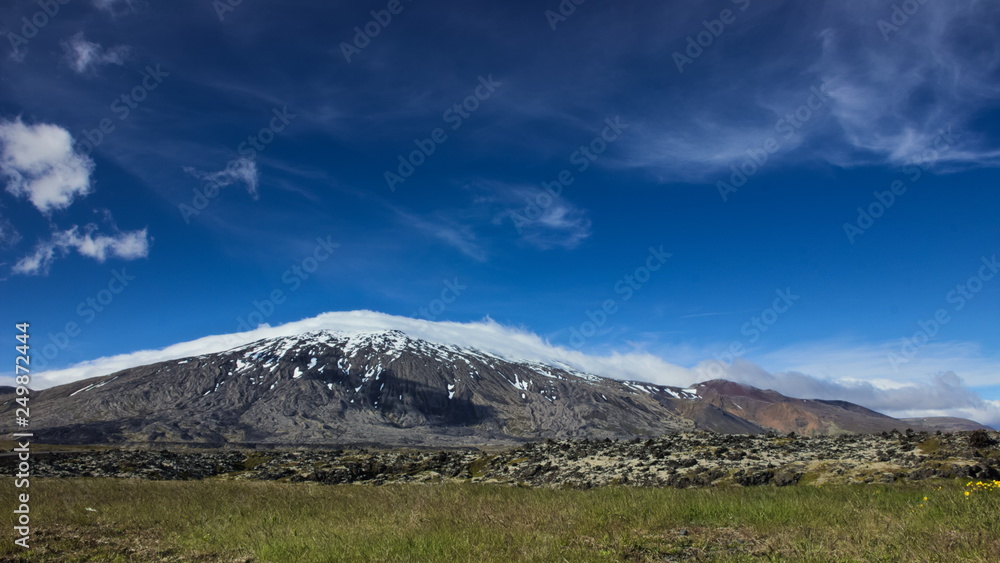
[[691, 379, 992, 434], [899, 417, 993, 432]]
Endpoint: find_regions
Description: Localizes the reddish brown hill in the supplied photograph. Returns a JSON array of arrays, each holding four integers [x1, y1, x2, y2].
[[691, 380, 990, 436]]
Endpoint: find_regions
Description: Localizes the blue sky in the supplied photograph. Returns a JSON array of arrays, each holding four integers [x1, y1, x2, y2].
[[1, 0, 998, 424]]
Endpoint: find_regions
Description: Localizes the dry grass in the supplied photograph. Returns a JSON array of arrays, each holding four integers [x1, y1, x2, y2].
[[1, 478, 998, 561]]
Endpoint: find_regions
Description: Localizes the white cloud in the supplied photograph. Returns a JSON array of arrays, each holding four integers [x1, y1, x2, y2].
[[62, 33, 130, 74], [184, 158, 259, 199], [13, 225, 150, 275], [15, 310, 997, 428], [692, 335, 1000, 428], [755, 338, 1000, 390], [0, 119, 153, 275], [0, 119, 95, 213], [887, 401, 1000, 431], [11, 245, 55, 276]]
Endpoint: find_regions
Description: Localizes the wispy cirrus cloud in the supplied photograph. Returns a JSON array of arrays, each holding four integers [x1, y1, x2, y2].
[[184, 157, 260, 199], [384, 179, 592, 262], [585, 0, 1000, 181], [478, 181, 592, 250], [813, 0, 1000, 169], [509, 196, 591, 250], [394, 210, 487, 262], [0, 216, 21, 249], [91, 0, 141, 16], [62, 33, 130, 74]]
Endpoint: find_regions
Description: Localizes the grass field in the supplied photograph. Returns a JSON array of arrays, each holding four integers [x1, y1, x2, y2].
[[1, 478, 998, 562]]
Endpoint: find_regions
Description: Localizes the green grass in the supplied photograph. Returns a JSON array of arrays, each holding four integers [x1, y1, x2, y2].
[[1, 479, 998, 561], [917, 437, 943, 455], [239, 454, 273, 471]]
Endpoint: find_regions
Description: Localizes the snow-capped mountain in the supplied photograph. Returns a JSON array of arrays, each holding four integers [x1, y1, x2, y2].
[[3, 329, 985, 446], [5, 329, 763, 446]]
